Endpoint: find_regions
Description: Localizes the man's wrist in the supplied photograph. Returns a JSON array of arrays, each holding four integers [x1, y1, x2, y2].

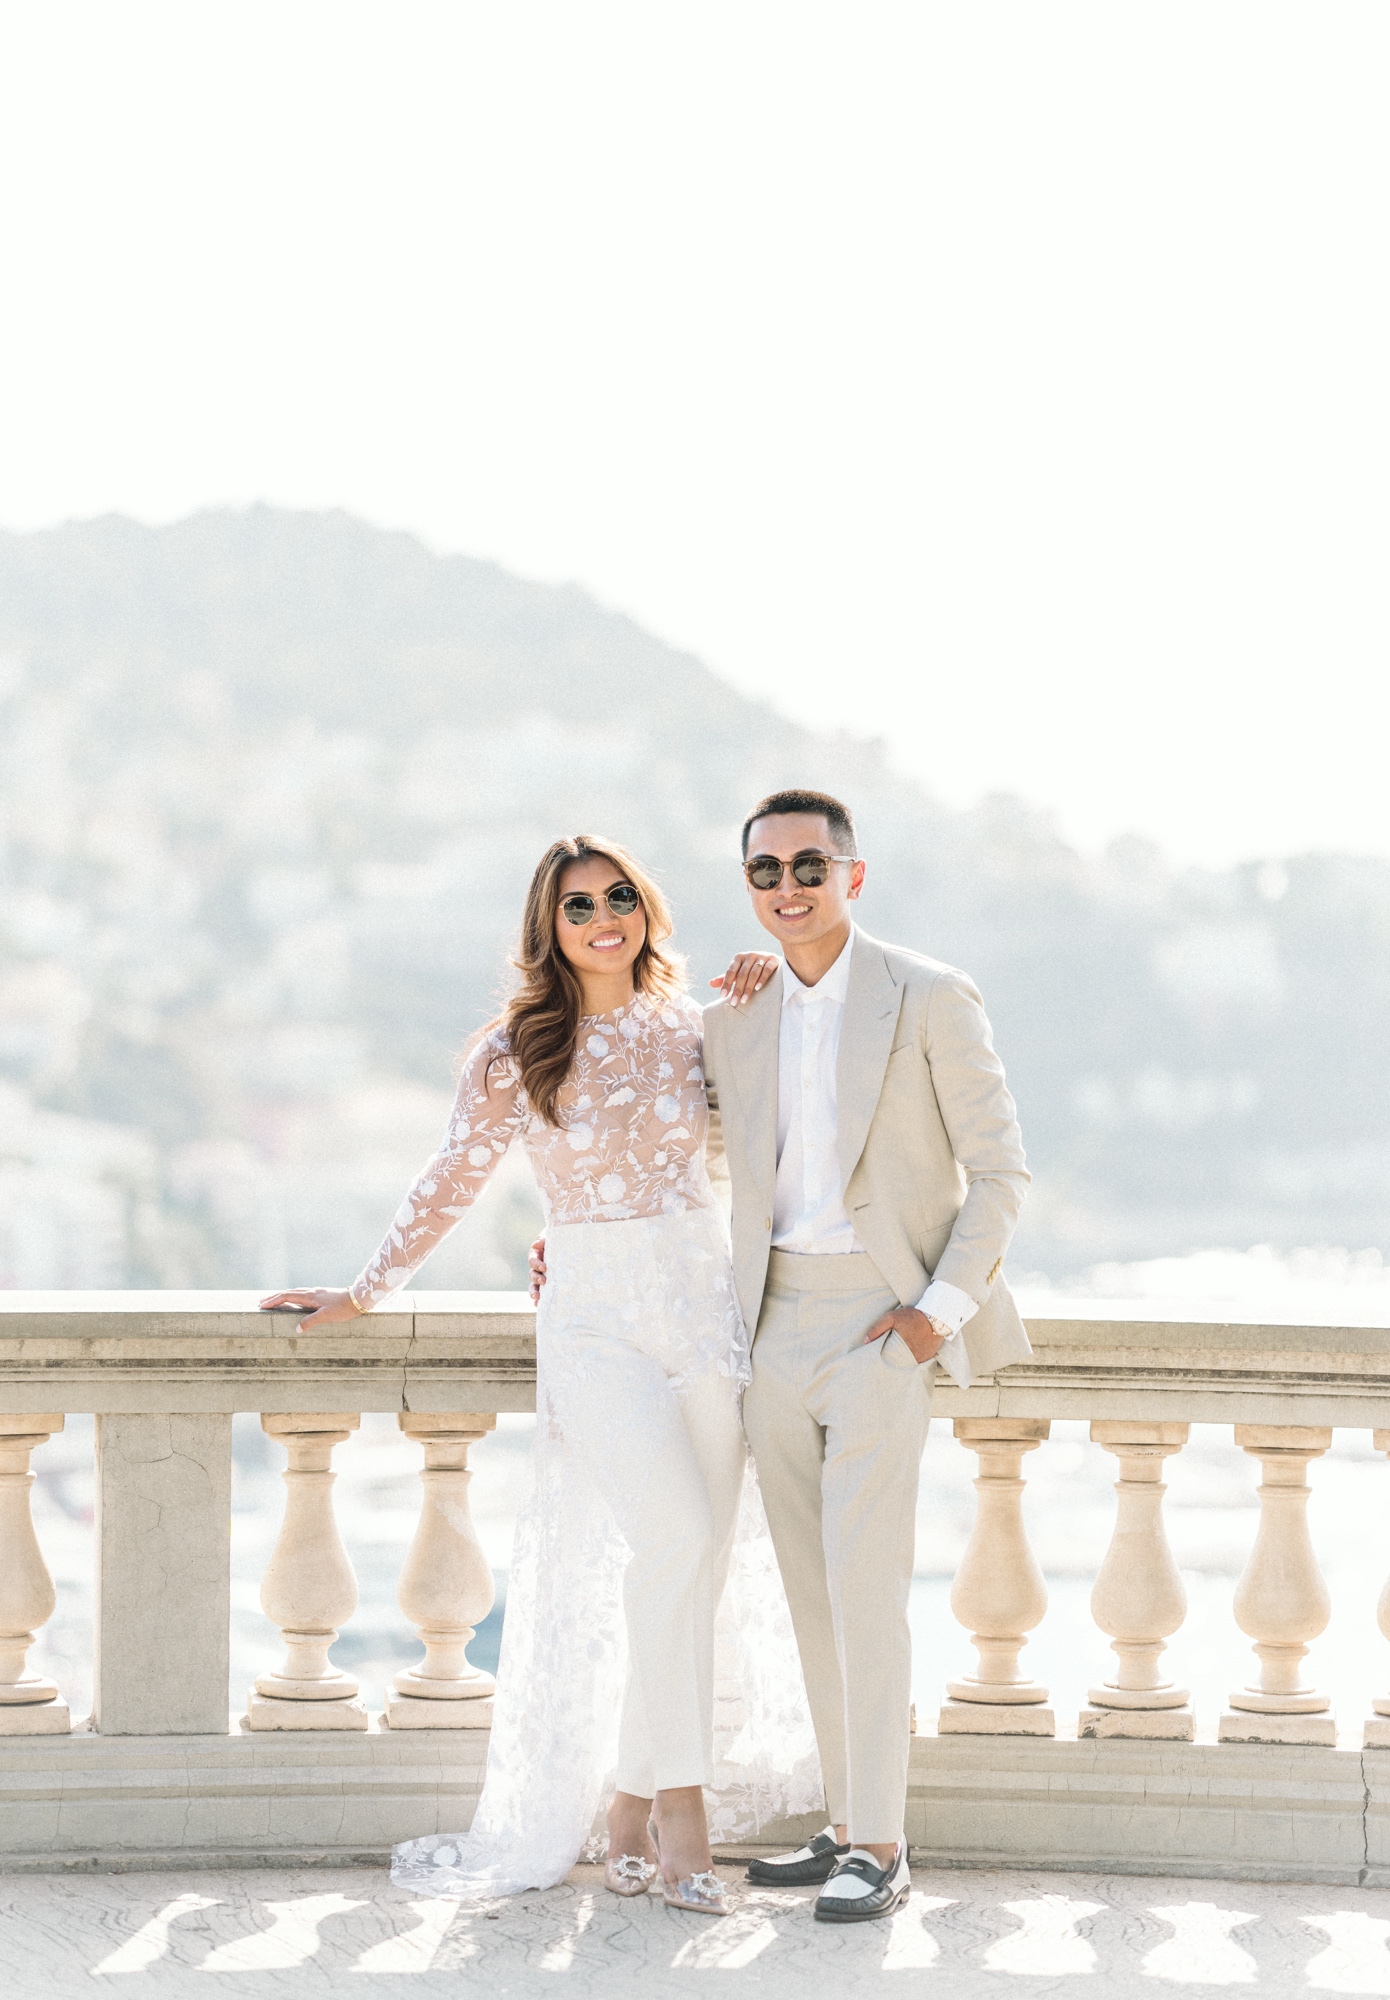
[[915, 1276, 979, 1335]]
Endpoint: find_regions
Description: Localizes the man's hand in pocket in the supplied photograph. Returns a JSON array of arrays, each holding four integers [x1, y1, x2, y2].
[[862, 1306, 946, 1364]]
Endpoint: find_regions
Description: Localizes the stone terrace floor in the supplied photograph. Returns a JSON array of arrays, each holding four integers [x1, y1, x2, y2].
[[8, 1861, 1390, 1997]]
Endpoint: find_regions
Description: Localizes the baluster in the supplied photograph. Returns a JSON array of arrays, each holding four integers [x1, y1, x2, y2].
[[939, 1419, 1054, 1735], [1080, 1422, 1192, 1740], [1219, 1424, 1335, 1746], [0, 1416, 69, 1735], [1364, 1428, 1390, 1748], [387, 1412, 498, 1729], [245, 1414, 367, 1731]]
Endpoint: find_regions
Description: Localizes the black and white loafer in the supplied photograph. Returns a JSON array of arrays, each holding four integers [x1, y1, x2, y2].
[[813, 1845, 911, 1923], [745, 1828, 851, 1887]]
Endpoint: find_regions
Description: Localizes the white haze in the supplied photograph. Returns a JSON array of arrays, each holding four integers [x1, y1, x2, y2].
[[0, 2, 1386, 864]]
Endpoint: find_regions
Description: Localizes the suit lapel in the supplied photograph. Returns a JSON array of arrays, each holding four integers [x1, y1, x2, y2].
[[721, 968, 782, 1197], [836, 926, 904, 1192]]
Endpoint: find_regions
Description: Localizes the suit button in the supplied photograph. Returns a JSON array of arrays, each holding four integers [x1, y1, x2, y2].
[[764, 1217, 771, 1230]]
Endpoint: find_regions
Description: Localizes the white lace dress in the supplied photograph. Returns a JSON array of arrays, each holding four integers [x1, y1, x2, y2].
[[347, 991, 822, 1900]]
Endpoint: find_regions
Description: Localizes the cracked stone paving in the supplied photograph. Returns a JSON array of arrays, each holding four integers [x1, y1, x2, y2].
[[7, 1861, 1390, 1996]]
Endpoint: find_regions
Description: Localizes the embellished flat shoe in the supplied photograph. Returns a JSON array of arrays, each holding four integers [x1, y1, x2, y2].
[[648, 1818, 729, 1917], [746, 1826, 850, 1886], [603, 1852, 656, 1897], [814, 1844, 911, 1923]]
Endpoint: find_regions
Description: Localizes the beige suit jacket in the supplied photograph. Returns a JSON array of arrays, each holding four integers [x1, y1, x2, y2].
[[702, 923, 1032, 1378]]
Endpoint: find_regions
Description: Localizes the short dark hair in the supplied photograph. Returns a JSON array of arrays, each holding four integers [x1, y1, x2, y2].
[[741, 788, 858, 859]]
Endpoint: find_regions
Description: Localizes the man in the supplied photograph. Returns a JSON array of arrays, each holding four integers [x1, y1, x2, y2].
[[705, 787, 1030, 1922]]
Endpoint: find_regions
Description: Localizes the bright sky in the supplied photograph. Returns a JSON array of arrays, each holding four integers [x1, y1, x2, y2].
[[1, 3, 1385, 866]]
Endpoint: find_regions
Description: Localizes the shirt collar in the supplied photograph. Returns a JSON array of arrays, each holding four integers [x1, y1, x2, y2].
[[780, 929, 854, 1009]]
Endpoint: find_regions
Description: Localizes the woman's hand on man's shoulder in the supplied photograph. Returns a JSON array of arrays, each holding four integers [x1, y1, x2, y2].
[[708, 951, 779, 1008]]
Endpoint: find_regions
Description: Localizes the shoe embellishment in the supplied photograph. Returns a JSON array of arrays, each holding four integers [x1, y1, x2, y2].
[[603, 1852, 657, 1896], [667, 1870, 727, 1912]]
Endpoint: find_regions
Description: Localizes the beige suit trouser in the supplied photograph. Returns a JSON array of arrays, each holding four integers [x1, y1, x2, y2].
[[743, 1249, 931, 1844]]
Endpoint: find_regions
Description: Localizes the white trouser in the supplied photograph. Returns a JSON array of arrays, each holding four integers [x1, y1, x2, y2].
[[541, 1209, 747, 1796]]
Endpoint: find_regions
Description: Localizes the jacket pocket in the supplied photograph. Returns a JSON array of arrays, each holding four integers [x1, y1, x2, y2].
[[913, 1220, 955, 1276]]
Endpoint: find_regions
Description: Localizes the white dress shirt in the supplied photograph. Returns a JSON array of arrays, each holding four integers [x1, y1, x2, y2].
[[771, 933, 979, 1386], [772, 933, 861, 1254]]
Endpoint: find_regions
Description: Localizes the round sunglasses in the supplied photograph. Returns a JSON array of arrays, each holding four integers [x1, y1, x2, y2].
[[560, 883, 642, 925], [744, 850, 860, 891]]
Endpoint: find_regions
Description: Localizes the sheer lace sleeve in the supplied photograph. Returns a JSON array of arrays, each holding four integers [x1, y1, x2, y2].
[[349, 1027, 526, 1309]]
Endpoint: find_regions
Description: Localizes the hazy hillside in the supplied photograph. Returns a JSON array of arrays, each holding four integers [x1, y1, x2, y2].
[[1, 506, 1386, 1291]]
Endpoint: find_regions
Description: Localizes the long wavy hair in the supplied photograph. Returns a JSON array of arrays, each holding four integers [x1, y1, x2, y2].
[[492, 834, 685, 1126]]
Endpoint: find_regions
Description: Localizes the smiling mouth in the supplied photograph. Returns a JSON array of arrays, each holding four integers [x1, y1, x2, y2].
[[774, 902, 813, 919], [589, 933, 626, 950]]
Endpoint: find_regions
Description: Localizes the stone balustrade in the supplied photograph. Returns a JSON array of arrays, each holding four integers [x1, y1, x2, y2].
[[4, 1288, 1390, 1882]]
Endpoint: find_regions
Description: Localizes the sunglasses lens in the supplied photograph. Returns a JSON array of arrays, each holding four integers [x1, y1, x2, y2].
[[746, 857, 783, 890], [607, 885, 641, 916], [792, 854, 831, 887], [562, 895, 596, 924]]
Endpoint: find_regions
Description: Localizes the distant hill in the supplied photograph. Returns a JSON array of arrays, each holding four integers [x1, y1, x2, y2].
[[1, 506, 1386, 1289]]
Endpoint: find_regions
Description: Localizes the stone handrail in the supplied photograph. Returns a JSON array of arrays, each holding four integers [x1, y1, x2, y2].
[[951, 1297, 1390, 1428], [0, 1290, 538, 1414], [5, 1289, 1390, 1422], [5, 1289, 1390, 1806]]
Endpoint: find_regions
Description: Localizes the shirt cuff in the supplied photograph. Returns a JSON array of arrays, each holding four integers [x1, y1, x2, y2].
[[915, 1278, 979, 1390], [914, 1278, 979, 1334]]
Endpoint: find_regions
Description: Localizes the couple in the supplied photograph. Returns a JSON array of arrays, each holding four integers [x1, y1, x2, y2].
[[262, 785, 1030, 1924]]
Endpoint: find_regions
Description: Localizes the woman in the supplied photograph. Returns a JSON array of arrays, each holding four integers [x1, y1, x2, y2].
[[262, 835, 816, 1912]]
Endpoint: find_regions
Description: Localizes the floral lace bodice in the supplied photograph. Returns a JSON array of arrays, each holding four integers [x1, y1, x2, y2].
[[350, 991, 714, 1307]]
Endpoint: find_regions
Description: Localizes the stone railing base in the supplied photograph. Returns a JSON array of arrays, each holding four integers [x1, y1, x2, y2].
[[0, 1718, 488, 1872], [910, 1734, 1389, 1886], [1078, 1702, 1194, 1741], [7, 1726, 1390, 1886]]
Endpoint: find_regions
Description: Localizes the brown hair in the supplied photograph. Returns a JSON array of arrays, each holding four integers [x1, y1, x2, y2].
[[492, 834, 685, 1126]]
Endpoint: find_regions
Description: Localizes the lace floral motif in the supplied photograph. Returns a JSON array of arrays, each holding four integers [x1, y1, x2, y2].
[[350, 993, 713, 1307], [390, 1412, 629, 1901]]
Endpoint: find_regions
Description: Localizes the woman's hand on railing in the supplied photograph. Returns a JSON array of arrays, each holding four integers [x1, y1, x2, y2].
[[708, 951, 779, 1007], [259, 1288, 366, 1330]]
